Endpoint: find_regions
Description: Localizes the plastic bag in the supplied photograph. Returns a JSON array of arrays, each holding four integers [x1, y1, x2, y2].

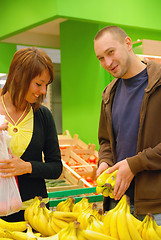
[[0, 116, 22, 216]]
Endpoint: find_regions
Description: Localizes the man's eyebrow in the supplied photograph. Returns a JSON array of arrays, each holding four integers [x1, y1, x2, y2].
[[96, 48, 112, 58], [104, 48, 111, 54]]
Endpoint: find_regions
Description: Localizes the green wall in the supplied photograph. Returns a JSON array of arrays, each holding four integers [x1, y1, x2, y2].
[[60, 21, 104, 148], [0, 0, 57, 39], [1, 0, 161, 41], [0, 43, 17, 73]]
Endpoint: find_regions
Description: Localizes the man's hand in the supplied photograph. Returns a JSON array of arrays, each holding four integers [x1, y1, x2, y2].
[[106, 159, 134, 200], [96, 162, 109, 178]]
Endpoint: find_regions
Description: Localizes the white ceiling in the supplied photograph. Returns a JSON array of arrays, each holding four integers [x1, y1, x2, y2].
[[2, 18, 67, 48]]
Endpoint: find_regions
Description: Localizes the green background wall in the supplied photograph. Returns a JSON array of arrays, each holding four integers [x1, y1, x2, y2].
[[60, 21, 102, 146], [0, 43, 16, 73], [1, 0, 161, 150]]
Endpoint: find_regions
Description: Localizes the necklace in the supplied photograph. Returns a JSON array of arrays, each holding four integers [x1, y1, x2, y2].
[[1, 96, 28, 132]]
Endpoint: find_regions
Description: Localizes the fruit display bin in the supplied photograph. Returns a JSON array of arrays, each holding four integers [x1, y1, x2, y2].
[[47, 160, 94, 192], [48, 187, 103, 209], [58, 130, 98, 186]]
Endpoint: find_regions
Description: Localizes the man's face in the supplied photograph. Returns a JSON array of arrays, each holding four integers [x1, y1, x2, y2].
[[94, 32, 132, 79]]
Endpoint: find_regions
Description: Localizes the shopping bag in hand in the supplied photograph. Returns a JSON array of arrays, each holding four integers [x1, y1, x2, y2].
[[0, 116, 22, 216]]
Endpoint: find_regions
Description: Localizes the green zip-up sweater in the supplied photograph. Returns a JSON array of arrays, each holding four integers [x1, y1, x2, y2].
[[98, 60, 161, 214]]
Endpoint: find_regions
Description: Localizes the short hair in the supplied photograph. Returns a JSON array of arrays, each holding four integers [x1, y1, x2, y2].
[[2, 47, 54, 111], [94, 26, 128, 43]]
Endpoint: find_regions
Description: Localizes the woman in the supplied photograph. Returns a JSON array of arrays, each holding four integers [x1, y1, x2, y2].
[[0, 47, 62, 221]]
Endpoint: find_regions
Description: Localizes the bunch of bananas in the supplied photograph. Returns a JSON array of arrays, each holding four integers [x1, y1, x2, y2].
[[96, 169, 118, 198], [5, 224, 58, 240], [56, 197, 75, 212], [58, 220, 116, 240], [73, 198, 90, 213], [0, 216, 27, 239], [24, 196, 78, 237], [137, 213, 161, 239], [103, 195, 142, 239]]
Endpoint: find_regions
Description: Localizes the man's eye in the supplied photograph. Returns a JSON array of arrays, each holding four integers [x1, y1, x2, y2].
[[98, 57, 104, 61], [36, 83, 41, 87], [109, 50, 114, 55]]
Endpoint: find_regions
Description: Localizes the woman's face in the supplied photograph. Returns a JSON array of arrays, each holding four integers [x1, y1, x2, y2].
[[25, 68, 51, 104]]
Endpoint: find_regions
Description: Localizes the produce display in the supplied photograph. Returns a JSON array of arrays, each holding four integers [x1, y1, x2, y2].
[[58, 132, 98, 188], [1, 195, 161, 239]]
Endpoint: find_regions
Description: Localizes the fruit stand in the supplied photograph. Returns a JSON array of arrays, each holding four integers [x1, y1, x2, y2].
[[46, 130, 98, 192]]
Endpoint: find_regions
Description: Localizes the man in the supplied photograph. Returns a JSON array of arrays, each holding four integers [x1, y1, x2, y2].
[[94, 26, 161, 224]]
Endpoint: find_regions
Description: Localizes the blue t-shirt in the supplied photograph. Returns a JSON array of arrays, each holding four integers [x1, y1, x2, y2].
[[112, 67, 148, 201]]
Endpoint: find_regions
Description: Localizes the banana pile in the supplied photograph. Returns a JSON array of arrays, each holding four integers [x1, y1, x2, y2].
[[137, 213, 161, 239], [56, 197, 75, 212], [1, 194, 161, 239], [24, 196, 78, 236], [96, 169, 118, 198]]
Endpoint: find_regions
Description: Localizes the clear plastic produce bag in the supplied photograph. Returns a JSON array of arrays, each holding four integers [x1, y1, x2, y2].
[[0, 116, 22, 216]]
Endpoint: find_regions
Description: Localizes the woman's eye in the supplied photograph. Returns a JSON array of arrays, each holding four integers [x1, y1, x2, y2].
[[36, 83, 41, 87]]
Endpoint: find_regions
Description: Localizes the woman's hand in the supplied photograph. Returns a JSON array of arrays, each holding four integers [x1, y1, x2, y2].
[[0, 154, 32, 177], [0, 122, 8, 133], [106, 159, 134, 200]]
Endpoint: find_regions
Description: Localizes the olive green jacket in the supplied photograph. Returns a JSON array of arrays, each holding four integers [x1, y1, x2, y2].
[[98, 60, 161, 214]]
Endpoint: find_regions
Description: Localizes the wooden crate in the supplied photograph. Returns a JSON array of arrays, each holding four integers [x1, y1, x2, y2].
[[47, 160, 93, 192], [58, 130, 98, 185]]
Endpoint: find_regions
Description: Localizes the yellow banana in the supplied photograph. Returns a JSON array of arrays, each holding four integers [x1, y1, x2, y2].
[[116, 197, 131, 240], [142, 219, 149, 240], [25, 196, 42, 231], [104, 170, 118, 199], [96, 186, 106, 194], [103, 198, 121, 235], [109, 204, 120, 239], [130, 213, 142, 228], [0, 226, 9, 238], [96, 168, 111, 187], [76, 228, 87, 240], [56, 197, 75, 212], [36, 234, 59, 240], [58, 222, 78, 240], [26, 224, 41, 238], [72, 197, 90, 213], [146, 215, 161, 240], [137, 214, 148, 238], [86, 215, 103, 233], [105, 170, 118, 187], [0, 218, 27, 232], [77, 204, 97, 229], [24, 196, 42, 222], [95, 208, 104, 222], [5, 229, 36, 240], [47, 216, 57, 236], [52, 210, 78, 221], [51, 216, 69, 229], [50, 215, 62, 233], [0, 238, 13, 240], [102, 187, 109, 197], [126, 204, 142, 240], [82, 229, 117, 240], [34, 202, 51, 236]]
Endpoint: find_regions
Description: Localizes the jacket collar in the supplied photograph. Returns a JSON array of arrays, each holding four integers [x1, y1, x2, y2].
[[102, 60, 161, 104]]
